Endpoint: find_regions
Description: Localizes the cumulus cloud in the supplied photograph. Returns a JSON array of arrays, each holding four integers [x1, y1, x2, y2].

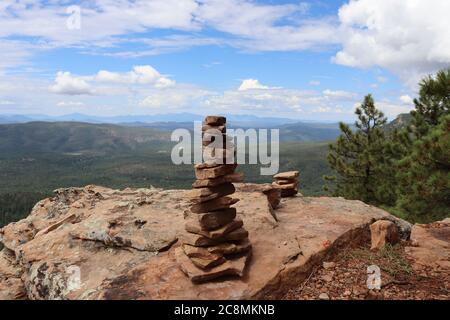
[[309, 80, 321, 86], [49, 65, 174, 95], [95, 66, 175, 87], [49, 72, 93, 95], [238, 79, 273, 91], [334, 0, 450, 87]]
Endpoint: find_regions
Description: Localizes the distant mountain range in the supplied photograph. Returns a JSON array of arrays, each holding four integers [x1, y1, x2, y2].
[[0, 122, 169, 154], [0, 112, 306, 127], [0, 113, 409, 154]]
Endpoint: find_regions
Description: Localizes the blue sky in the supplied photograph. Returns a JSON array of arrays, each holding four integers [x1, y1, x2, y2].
[[0, 0, 449, 121]]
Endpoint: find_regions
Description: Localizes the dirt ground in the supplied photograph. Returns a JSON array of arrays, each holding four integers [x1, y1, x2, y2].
[[283, 242, 450, 300]]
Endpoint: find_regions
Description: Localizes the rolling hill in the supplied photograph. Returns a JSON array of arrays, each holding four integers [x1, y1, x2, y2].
[[0, 122, 170, 154]]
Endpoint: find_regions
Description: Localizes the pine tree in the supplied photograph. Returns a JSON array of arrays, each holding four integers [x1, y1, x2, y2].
[[393, 69, 450, 222], [396, 114, 450, 222], [410, 69, 450, 139], [326, 94, 388, 205]]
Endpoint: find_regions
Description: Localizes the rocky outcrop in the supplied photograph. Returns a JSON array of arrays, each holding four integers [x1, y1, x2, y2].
[[405, 218, 450, 271], [0, 184, 408, 300]]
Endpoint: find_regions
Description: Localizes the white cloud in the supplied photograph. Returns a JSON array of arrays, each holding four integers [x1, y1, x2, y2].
[[196, 0, 338, 52], [0, 0, 199, 45], [334, 0, 450, 87], [95, 66, 175, 87], [378, 101, 414, 119], [309, 80, 321, 86], [57, 101, 85, 107], [203, 85, 358, 117], [323, 89, 356, 100], [49, 72, 93, 95], [49, 65, 174, 95], [399, 95, 413, 105], [238, 79, 273, 91]]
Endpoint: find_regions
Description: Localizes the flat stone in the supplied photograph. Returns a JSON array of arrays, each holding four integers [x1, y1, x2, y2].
[[186, 208, 237, 230], [189, 256, 227, 270], [195, 163, 221, 170], [272, 182, 298, 190], [195, 164, 237, 180], [206, 238, 252, 255], [192, 173, 244, 188], [274, 178, 297, 185], [189, 183, 236, 203], [204, 116, 226, 126], [185, 219, 243, 239], [202, 124, 226, 133], [176, 247, 251, 283], [182, 245, 226, 270], [190, 197, 239, 213], [182, 227, 249, 247], [273, 171, 299, 180], [182, 244, 223, 259]]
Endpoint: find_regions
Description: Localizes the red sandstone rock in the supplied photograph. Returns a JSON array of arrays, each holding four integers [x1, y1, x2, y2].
[[185, 219, 243, 239], [0, 184, 410, 300], [370, 220, 400, 250], [195, 164, 237, 180], [204, 116, 226, 126], [192, 173, 244, 188], [405, 219, 450, 271], [190, 197, 239, 213], [273, 171, 299, 179], [175, 247, 251, 283], [185, 208, 237, 230], [188, 183, 236, 203]]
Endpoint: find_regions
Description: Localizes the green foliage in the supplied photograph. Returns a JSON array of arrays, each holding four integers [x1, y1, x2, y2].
[[326, 94, 388, 205], [410, 69, 450, 139], [396, 114, 450, 222], [327, 69, 450, 223]]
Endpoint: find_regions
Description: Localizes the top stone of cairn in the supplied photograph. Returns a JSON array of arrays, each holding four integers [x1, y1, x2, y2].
[[204, 116, 226, 126], [273, 171, 299, 180]]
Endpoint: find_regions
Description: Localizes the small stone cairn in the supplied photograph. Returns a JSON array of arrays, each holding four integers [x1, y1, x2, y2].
[[272, 171, 299, 197], [176, 116, 252, 284]]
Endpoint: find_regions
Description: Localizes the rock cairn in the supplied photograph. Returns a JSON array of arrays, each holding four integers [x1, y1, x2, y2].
[[176, 115, 252, 284], [272, 171, 299, 197]]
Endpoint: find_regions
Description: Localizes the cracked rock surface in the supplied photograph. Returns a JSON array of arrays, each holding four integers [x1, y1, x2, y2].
[[0, 184, 404, 300]]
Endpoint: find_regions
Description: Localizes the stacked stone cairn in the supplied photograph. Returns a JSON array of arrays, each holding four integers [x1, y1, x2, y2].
[[272, 171, 299, 197], [176, 116, 252, 284]]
